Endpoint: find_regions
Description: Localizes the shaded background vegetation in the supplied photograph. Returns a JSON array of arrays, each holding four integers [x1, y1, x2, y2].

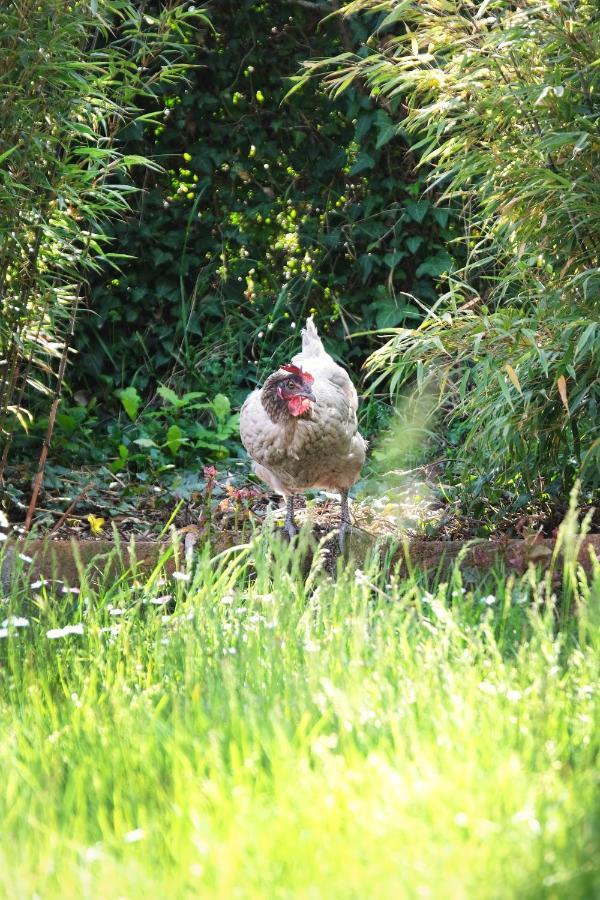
[[70, 0, 455, 439]]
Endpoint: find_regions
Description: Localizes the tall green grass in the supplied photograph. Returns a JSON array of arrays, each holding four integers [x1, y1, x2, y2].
[[0, 532, 598, 898]]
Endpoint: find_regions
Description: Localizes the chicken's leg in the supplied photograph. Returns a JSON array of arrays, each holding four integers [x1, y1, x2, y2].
[[339, 488, 351, 555], [284, 494, 298, 540]]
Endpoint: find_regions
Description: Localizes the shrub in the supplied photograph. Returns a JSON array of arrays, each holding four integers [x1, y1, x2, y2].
[[0, 0, 203, 510], [313, 0, 600, 514]]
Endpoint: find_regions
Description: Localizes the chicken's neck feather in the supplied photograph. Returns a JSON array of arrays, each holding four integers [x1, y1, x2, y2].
[[261, 373, 292, 424]]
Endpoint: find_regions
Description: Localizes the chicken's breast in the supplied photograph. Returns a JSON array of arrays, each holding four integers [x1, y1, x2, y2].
[[240, 378, 366, 496]]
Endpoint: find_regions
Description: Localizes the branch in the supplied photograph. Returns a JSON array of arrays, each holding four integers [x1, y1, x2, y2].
[[283, 0, 332, 10]]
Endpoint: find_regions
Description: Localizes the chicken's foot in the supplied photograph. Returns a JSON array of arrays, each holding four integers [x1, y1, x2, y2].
[[339, 489, 351, 556], [284, 494, 298, 540]]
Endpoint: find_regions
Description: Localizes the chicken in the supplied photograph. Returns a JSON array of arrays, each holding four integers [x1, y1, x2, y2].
[[240, 316, 366, 551]]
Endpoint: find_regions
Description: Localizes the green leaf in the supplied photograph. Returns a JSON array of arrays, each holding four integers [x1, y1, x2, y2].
[[355, 113, 375, 141], [134, 437, 157, 448], [383, 251, 405, 269], [406, 235, 424, 254], [378, 1, 414, 30], [374, 110, 397, 149], [211, 393, 231, 421], [157, 385, 181, 407], [349, 152, 375, 175], [115, 386, 141, 421], [405, 199, 430, 223], [416, 252, 453, 278], [165, 424, 184, 456]]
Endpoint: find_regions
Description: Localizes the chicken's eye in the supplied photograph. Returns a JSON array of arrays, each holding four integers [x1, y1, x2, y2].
[[286, 379, 295, 389]]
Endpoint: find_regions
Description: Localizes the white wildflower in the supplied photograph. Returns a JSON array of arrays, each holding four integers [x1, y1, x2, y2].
[[482, 594, 496, 606], [123, 828, 145, 844], [150, 595, 172, 605], [18, 553, 33, 563], [172, 571, 190, 582], [61, 585, 80, 595], [354, 568, 368, 586], [46, 623, 84, 639], [0, 628, 9, 639], [2, 616, 29, 628], [84, 844, 103, 863]]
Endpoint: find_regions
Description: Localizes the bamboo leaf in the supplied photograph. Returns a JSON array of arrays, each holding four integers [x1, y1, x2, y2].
[[557, 376, 569, 414], [504, 364, 522, 394]]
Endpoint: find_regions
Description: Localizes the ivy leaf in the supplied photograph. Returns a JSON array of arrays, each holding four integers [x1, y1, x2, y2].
[[355, 113, 374, 141], [374, 110, 396, 149], [349, 152, 375, 175], [359, 253, 374, 282], [405, 199, 430, 223], [383, 250, 405, 269], [406, 235, 424, 254], [416, 251, 453, 278]]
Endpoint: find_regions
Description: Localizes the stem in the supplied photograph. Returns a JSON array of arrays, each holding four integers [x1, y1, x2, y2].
[[24, 294, 80, 532], [48, 481, 92, 536]]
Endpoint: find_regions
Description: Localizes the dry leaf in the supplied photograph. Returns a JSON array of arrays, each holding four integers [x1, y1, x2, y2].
[[87, 514, 105, 535], [504, 363, 522, 394], [557, 375, 569, 413]]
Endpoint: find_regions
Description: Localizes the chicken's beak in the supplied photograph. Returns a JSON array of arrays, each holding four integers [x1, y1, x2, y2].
[[300, 385, 316, 403]]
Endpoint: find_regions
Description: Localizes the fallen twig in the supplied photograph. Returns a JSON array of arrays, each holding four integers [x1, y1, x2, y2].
[[48, 482, 93, 537]]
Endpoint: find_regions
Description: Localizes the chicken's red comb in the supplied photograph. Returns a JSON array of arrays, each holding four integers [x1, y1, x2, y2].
[[281, 363, 314, 384]]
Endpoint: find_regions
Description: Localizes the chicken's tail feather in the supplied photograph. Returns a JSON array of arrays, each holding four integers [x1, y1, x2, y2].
[[301, 315, 325, 357]]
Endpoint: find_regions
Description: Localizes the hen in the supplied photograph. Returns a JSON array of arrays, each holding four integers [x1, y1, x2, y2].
[[240, 317, 366, 550]]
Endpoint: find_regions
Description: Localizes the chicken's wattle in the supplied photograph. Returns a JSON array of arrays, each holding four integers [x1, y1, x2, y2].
[[288, 395, 311, 417]]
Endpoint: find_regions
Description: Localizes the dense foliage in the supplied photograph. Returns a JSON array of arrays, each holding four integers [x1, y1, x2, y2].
[[312, 0, 599, 518], [0, 0, 201, 509], [72, 0, 456, 417]]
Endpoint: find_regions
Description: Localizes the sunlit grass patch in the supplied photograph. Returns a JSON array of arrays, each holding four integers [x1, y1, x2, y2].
[[0, 530, 597, 898]]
